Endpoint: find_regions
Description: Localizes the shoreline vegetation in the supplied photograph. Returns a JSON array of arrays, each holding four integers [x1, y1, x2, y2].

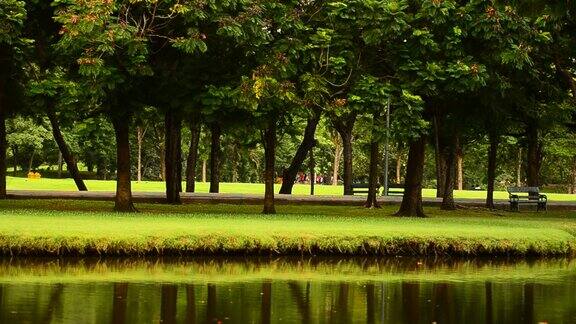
[[0, 200, 574, 257]]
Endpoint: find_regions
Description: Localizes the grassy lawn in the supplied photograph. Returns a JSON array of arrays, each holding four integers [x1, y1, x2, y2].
[[7, 176, 576, 201], [0, 199, 574, 256]]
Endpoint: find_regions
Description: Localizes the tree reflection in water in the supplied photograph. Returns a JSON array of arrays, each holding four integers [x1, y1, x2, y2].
[[0, 257, 573, 323]]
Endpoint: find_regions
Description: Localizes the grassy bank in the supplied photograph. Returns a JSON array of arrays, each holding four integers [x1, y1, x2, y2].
[[0, 200, 575, 256], [7, 176, 576, 201]]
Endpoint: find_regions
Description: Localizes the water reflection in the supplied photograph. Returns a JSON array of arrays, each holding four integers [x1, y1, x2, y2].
[[0, 257, 573, 323]]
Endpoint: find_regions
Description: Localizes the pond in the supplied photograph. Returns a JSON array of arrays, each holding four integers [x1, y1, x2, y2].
[[0, 257, 574, 323]]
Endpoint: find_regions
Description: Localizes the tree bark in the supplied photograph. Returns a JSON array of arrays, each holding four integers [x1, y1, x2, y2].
[[28, 150, 35, 173], [571, 155, 576, 194], [12, 147, 17, 177], [202, 159, 207, 183], [396, 136, 426, 217], [526, 123, 542, 187], [456, 143, 463, 190], [57, 152, 63, 178], [486, 132, 498, 209], [279, 112, 321, 194], [517, 147, 522, 187], [441, 134, 457, 210], [433, 115, 447, 198], [309, 147, 315, 196], [112, 113, 136, 212], [164, 110, 181, 204], [209, 122, 221, 193], [396, 153, 402, 184], [333, 115, 356, 195], [365, 134, 380, 208], [47, 108, 88, 191], [332, 135, 342, 186], [0, 100, 5, 199], [185, 117, 201, 192], [136, 126, 145, 182], [262, 119, 277, 214]]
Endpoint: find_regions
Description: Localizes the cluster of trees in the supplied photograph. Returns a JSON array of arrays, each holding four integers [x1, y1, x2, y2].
[[1, 1, 575, 216]]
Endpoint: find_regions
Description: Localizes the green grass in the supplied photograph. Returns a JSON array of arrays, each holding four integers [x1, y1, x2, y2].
[[0, 200, 575, 256], [7, 176, 576, 201]]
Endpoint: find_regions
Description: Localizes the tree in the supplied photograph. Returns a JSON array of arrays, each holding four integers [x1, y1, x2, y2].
[[0, 0, 27, 198], [56, 0, 210, 211]]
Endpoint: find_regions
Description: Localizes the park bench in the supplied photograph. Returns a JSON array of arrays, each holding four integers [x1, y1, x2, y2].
[[385, 184, 404, 196], [351, 183, 380, 195], [507, 186, 547, 211]]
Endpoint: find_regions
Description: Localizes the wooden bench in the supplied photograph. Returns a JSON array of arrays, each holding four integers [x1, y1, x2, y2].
[[385, 184, 404, 196], [351, 183, 380, 195], [507, 187, 547, 211]]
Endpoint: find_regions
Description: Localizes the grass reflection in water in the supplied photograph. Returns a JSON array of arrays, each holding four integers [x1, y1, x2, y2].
[[0, 257, 574, 323]]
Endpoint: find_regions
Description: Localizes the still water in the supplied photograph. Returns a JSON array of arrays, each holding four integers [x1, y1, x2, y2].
[[0, 257, 574, 323]]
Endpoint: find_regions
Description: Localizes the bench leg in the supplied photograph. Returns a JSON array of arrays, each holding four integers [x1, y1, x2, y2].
[[510, 202, 519, 212], [537, 202, 547, 212]]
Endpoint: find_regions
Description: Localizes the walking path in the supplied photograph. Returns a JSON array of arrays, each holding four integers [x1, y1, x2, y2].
[[6, 190, 576, 210]]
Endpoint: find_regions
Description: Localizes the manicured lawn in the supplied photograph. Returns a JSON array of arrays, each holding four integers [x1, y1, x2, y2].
[[7, 176, 576, 201], [0, 200, 574, 256]]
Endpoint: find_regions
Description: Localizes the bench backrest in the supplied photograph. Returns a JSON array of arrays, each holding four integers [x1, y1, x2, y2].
[[507, 186, 540, 196]]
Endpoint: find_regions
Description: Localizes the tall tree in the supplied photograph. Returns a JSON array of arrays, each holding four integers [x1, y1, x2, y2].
[[0, 0, 27, 198]]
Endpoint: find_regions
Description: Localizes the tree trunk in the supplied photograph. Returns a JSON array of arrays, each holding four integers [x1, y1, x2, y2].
[[309, 147, 315, 196], [333, 115, 356, 195], [396, 153, 402, 184], [47, 108, 88, 191], [456, 143, 463, 190], [526, 123, 541, 187], [112, 114, 136, 212], [517, 147, 522, 187], [57, 152, 63, 178], [159, 141, 166, 181], [571, 155, 576, 194], [441, 134, 457, 210], [209, 123, 221, 193], [396, 136, 426, 217], [12, 147, 17, 177], [433, 113, 447, 198], [164, 110, 181, 204], [202, 159, 207, 183], [136, 126, 144, 182], [262, 119, 277, 214], [231, 142, 239, 183], [365, 133, 381, 208], [279, 112, 321, 194], [0, 101, 6, 199], [28, 150, 35, 173], [332, 135, 342, 186], [185, 118, 201, 192], [486, 132, 498, 209]]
